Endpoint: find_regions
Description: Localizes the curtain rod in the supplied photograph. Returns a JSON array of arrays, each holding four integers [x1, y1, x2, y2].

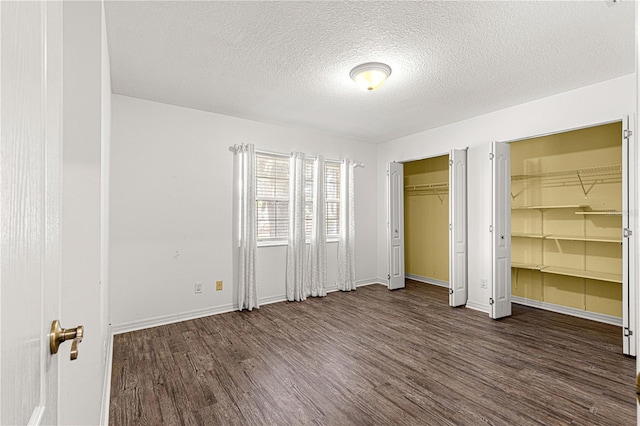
[[229, 145, 365, 168]]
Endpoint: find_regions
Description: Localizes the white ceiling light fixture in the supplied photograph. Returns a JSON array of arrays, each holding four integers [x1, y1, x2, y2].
[[349, 62, 392, 91]]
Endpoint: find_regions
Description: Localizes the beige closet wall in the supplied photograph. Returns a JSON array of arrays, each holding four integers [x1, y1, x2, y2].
[[404, 156, 449, 282], [511, 122, 622, 318]]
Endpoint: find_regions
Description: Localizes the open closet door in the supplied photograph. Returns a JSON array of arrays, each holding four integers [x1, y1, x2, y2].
[[387, 162, 405, 290], [491, 142, 512, 319], [622, 115, 636, 356], [449, 149, 467, 306]]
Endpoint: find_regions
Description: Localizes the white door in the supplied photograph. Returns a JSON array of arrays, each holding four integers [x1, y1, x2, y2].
[[388, 162, 405, 290], [1, 1, 62, 424], [622, 115, 636, 356], [449, 149, 468, 306], [491, 142, 512, 319]]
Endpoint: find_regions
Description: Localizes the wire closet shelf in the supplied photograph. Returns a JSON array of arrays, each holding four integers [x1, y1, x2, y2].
[[511, 164, 621, 198], [511, 164, 621, 183]]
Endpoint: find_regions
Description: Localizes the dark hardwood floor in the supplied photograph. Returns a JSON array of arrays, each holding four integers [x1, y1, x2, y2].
[[109, 280, 636, 425]]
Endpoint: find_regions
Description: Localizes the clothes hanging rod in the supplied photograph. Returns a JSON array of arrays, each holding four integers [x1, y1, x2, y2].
[[404, 182, 448, 190]]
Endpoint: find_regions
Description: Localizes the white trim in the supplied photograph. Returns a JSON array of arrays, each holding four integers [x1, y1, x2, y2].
[[405, 273, 448, 288], [257, 240, 288, 248], [498, 118, 623, 145], [100, 331, 114, 426], [255, 148, 290, 158], [111, 303, 236, 335], [259, 279, 383, 307], [110, 278, 383, 335], [377, 277, 390, 287], [400, 151, 449, 164], [257, 239, 340, 248], [27, 406, 45, 426], [259, 295, 288, 306], [355, 278, 384, 287], [512, 296, 622, 326], [465, 300, 490, 314]]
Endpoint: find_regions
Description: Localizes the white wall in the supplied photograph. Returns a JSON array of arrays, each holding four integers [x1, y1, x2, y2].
[[60, 2, 109, 425], [109, 95, 378, 330], [376, 74, 637, 312]]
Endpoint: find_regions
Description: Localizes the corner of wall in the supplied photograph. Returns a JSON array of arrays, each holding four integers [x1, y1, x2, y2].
[[100, 1, 113, 422]]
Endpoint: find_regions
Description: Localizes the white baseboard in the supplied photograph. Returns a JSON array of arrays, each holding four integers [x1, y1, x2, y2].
[[356, 278, 383, 287], [376, 277, 389, 287], [111, 302, 237, 335], [259, 295, 287, 306], [511, 296, 622, 326], [111, 277, 384, 335], [465, 299, 490, 314], [100, 329, 113, 426], [405, 274, 449, 288]]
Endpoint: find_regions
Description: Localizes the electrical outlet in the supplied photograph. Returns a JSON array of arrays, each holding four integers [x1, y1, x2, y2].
[[480, 279, 488, 289], [195, 282, 203, 294], [216, 280, 223, 291]]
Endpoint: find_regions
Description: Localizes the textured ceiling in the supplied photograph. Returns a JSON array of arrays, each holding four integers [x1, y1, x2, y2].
[[104, 1, 634, 144]]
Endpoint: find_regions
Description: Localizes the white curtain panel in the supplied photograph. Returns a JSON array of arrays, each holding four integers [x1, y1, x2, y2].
[[286, 152, 307, 301], [236, 144, 259, 311], [306, 155, 327, 297], [337, 159, 356, 291]]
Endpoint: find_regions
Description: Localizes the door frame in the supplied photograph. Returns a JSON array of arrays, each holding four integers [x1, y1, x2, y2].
[[495, 116, 636, 355], [387, 150, 469, 306]]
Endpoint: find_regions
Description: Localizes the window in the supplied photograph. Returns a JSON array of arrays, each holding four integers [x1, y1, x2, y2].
[[255, 152, 341, 244], [325, 161, 341, 239], [304, 159, 314, 238], [256, 153, 289, 242]]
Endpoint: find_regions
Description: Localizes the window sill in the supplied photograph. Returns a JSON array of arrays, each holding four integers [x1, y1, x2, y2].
[[257, 239, 340, 248], [257, 241, 287, 248]]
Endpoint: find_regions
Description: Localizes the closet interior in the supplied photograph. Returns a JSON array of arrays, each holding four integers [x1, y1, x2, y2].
[[404, 155, 449, 286], [510, 122, 622, 321]]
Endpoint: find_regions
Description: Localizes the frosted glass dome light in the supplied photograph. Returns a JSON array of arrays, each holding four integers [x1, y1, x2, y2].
[[349, 62, 392, 91]]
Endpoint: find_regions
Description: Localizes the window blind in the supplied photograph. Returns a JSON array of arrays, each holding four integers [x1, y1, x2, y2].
[[325, 161, 341, 238], [255, 153, 342, 243], [256, 153, 289, 241], [304, 159, 314, 237]]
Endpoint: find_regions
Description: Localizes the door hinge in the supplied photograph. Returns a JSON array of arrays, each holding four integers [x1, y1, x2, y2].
[[449, 288, 454, 295], [489, 153, 495, 160], [489, 298, 495, 305], [449, 159, 453, 166], [624, 129, 633, 139], [624, 228, 633, 238], [387, 274, 391, 280], [449, 223, 452, 230], [489, 225, 494, 232], [624, 327, 633, 337]]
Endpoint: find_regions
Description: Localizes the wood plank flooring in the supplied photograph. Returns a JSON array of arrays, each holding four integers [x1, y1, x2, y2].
[[109, 280, 636, 425]]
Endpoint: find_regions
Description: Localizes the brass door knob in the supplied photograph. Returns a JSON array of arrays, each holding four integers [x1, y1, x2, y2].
[[50, 320, 84, 361]]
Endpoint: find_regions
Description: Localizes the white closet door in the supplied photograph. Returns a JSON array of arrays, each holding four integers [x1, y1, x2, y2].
[[491, 142, 512, 319], [449, 149, 468, 306], [622, 115, 636, 356], [387, 162, 405, 290]]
